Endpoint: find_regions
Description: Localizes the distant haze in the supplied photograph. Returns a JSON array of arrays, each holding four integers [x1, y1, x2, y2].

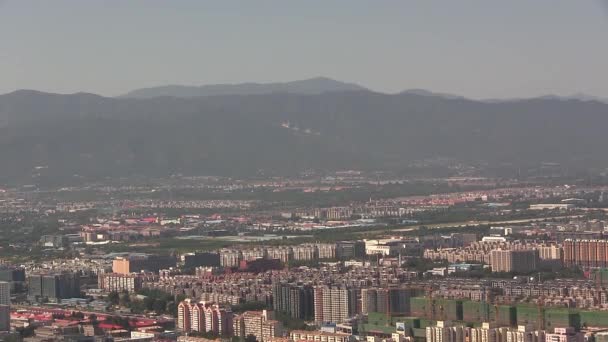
[[0, 1, 607, 99]]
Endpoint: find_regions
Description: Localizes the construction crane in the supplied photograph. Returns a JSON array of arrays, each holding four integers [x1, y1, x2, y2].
[[425, 285, 437, 321], [537, 296, 545, 330], [488, 290, 510, 326], [595, 269, 604, 305]]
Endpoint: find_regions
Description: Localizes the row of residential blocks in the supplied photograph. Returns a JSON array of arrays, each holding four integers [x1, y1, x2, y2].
[[424, 239, 608, 271], [177, 299, 233, 335], [291, 205, 416, 220], [177, 300, 282, 342], [219, 243, 340, 267], [424, 241, 563, 272], [178, 330, 350, 342], [426, 321, 583, 342], [563, 239, 608, 268], [274, 283, 418, 323], [178, 299, 351, 342]]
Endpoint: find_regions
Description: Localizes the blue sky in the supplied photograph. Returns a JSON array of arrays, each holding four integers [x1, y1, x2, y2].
[[0, 0, 607, 98]]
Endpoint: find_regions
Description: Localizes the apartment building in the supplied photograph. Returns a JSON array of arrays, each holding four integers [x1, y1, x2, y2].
[[490, 250, 539, 273], [290, 330, 351, 342], [98, 273, 143, 293], [313, 286, 355, 324], [426, 321, 469, 342], [564, 239, 608, 268], [233, 310, 283, 342], [177, 299, 233, 335]]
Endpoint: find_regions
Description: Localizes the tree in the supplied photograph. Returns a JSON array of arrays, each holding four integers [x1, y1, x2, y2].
[[144, 296, 156, 311], [175, 293, 187, 303], [245, 334, 257, 342], [189, 331, 219, 339], [274, 312, 307, 330], [167, 301, 178, 316], [231, 301, 269, 313], [119, 291, 131, 306], [71, 311, 85, 319], [108, 291, 120, 305], [153, 299, 167, 313], [89, 314, 99, 326], [105, 315, 131, 330], [16, 325, 35, 338]]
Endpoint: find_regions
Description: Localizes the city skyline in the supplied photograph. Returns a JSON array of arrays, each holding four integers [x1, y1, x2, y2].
[[4, 2, 608, 341]]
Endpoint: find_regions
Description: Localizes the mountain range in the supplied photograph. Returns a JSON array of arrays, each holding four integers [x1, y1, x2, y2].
[[122, 77, 608, 104], [1, 78, 608, 184], [121, 77, 368, 98]]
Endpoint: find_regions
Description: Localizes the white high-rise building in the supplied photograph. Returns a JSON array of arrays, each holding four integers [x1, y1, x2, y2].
[[545, 327, 583, 342], [426, 321, 470, 342], [177, 299, 233, 335], [503, 325, 545, 342], [313, 286, 352, 324], [470, 323, 499, 342]]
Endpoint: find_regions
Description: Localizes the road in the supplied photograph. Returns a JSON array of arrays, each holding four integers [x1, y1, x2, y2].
[[391, 214, 584, 232]]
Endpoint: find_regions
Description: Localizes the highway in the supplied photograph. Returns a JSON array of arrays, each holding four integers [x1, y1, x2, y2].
[[391, 214, 585, 232]]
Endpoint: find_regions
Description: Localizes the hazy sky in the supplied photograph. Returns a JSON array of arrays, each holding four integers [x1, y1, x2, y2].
[[1, 0, 607, 99]]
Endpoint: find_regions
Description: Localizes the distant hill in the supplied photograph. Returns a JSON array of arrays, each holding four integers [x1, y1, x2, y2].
[[400, 89, 465, 100], [1, 89, 608, 184], [121, 77, 369, 98], [483, 93, 608, 104], [537, 94, 608, 104]]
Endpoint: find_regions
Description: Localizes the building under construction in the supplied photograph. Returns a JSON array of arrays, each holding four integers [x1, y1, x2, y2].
[[405, 297, 607, 329]]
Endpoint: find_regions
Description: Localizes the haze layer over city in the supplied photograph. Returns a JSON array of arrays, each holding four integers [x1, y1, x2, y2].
[[1, 2, 608, 342]]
